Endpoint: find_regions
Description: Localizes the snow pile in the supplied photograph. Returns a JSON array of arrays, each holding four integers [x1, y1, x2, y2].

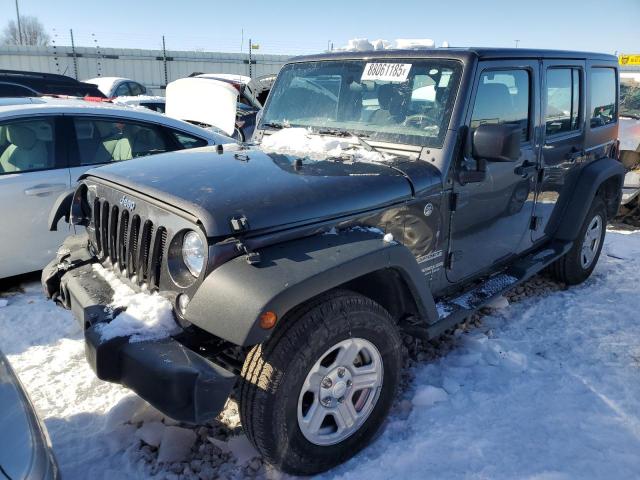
[[261, 127, 391, 162], [338, 38, 435, 52], [92, 264, 178, 343]]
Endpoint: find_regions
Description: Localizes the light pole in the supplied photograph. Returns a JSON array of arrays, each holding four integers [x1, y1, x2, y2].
[[514, 39, 520, 48], [14, 0, 23, 45]]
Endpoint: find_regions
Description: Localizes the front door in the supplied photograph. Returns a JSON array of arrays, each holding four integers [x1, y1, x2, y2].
[[0, 116, 70, 277], [447, 61, 540, 283]]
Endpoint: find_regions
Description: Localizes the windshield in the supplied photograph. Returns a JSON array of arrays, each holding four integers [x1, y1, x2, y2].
[[621, 81, 640, 119], [261, 59, 462, 148]]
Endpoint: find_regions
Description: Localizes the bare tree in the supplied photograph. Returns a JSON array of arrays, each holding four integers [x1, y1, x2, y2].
[[2, 16, 50, 46]]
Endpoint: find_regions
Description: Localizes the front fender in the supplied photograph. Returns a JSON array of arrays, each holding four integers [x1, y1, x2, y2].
[[184, 230, 437, 346], [554, 157, 624, 241]]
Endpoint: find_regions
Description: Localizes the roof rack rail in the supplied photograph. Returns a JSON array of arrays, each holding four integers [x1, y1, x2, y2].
[[0, 69, 80, 84]]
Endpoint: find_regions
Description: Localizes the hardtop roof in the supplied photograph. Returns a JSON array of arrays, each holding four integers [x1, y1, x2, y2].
[[288, 47, 618, 64]]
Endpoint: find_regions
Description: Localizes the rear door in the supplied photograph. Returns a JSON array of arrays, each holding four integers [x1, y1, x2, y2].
[[532, 60, 585, 242], [0, 115, 70, 277]]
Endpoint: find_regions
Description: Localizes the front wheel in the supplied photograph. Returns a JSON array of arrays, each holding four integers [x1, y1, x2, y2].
[[238, 290, 402, 475], [548, 195, 607, 285]]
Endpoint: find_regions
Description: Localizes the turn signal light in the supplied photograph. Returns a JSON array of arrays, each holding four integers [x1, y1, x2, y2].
[[259, 311, 277, 329]]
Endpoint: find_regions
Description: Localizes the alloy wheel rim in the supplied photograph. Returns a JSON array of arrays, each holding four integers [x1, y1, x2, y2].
[[297, 337, 383, 446], [580, 214, 603, 269]]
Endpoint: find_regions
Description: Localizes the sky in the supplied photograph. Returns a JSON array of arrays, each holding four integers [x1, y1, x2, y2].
[[4, 0, 639, 56]]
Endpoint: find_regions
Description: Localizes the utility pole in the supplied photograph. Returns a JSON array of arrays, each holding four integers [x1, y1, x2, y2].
[[162, 35, 168, 88], [14, 0, 23, 45], [514, 39, 520, 48], [70, 29, 78, 79], [248, 37, 252, 78]]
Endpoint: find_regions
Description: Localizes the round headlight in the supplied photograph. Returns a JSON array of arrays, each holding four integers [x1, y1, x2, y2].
[[182, 231, 205, 277]]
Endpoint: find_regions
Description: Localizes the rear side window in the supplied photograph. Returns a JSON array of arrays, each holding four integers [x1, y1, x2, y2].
[[0, 117, 57, 174], [471, 69, 530, 141], [73, 118, 168, 165], [590, 68, 617, 128], [170, 130, 209, 149], [114, 82, 131, 97], [545, 68, 581, 136], [129, 82, 146, 96]]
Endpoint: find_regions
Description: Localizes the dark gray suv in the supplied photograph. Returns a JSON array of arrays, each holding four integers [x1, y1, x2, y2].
[[44, 48, 623, 475]]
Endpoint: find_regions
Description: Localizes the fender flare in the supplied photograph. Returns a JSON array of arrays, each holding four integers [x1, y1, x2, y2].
[[554, 157, 624, 241], [184, 230, 438, 346]]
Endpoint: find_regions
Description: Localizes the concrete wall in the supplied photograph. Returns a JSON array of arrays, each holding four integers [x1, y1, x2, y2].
[[0, 45, 291, 95]]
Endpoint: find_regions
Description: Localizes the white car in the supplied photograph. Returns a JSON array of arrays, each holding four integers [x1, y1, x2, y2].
[[0, 97, 231, 279], [84, 77, 147, 98], [113, 95, 166, 113]]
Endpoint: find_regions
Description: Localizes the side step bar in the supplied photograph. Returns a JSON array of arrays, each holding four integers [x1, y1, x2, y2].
[[426, 240, 572, 339]]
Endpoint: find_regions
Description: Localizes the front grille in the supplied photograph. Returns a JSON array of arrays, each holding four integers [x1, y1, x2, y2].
[[91, 198, 167, 291]]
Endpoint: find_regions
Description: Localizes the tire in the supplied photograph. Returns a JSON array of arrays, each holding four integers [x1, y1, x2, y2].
[[238, 290, 402, 475], [548, 195, 607, 285]]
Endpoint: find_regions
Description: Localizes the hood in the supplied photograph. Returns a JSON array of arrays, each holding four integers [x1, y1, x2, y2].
[[165, 77, 237, 136], [85, 146, 420, 238]]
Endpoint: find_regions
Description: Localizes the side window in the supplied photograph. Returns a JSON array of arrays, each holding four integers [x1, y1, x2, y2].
[[0, 117, 56, 174], [545, 68, 581, 136], [73, 118, 168, 165], [590, 67, 617, 128], [114, 82, 131, 97], [129, 82, 145, 96], [170, 130, 209, 149], [471, 69, 530, 141]]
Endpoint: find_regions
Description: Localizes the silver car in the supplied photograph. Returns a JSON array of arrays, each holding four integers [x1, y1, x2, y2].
[[0, 97, 231, 278]]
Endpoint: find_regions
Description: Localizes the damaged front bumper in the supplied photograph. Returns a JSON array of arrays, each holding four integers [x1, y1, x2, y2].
[[42, 234, 237, 424]]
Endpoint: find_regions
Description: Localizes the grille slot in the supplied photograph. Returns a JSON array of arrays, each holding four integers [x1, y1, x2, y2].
[[91, 198, 166, 291]]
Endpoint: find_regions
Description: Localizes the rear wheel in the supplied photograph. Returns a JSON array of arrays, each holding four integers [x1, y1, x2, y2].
[[548, 196, 607, 285], [238, 290, 402, 475]]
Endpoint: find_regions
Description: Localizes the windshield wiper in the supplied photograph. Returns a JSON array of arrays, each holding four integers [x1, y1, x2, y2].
[[316, 128, 388, 157]]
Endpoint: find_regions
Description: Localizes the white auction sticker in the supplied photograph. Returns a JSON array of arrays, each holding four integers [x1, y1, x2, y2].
[[361, 63, 412, 82]]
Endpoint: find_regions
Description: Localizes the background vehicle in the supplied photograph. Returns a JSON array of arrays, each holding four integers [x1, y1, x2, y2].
[[0, 350, 59, 480], [0, 97, 231, 279], [0, 69, 105, 98], [44, 48, 623, 475], [191, 73, 264, 141], [618, 76, 640, 221], [113, 95, 166, 113], [84, 77, 147, 98]]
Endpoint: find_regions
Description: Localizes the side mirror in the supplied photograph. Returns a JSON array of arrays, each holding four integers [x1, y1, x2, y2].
[[472, 123, 521, 162]]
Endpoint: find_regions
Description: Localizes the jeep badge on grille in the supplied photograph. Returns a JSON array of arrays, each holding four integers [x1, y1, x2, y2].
[[119, 196, 136, 211]]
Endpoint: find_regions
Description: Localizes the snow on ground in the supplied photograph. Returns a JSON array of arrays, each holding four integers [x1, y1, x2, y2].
[[1, 229, 640, 479], [261, 127, 392, 163]]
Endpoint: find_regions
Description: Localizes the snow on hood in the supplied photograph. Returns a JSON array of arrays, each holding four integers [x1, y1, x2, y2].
[[165, 77, 237, 136], [338, 38, 435, 52], [260, 127, 392, 162], [92, 264, 179, 343]]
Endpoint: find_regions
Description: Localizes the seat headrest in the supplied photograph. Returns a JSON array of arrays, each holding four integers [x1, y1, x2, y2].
[[75, 121, 95, 140], [474, 82, 513, 121], [7, 125, 37, 149], [377, 84, 394, 109], [32, 121, 53, 142]]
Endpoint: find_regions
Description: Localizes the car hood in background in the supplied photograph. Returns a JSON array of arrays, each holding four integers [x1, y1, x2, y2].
[[165, 77, 237, 136]]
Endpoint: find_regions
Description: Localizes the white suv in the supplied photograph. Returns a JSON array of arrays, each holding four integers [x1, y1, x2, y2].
[[0, 97, 231, 278]]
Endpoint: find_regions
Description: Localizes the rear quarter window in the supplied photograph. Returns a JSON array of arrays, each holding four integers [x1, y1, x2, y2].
[[589, 67, 617, 128]]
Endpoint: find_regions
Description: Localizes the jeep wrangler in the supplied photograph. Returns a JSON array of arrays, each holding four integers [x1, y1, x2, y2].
[[43, 48, 623, 475]]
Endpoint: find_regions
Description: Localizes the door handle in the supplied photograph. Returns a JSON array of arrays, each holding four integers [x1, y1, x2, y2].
[[514, 160, 537, 178], [24, 183, 68, 196]]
